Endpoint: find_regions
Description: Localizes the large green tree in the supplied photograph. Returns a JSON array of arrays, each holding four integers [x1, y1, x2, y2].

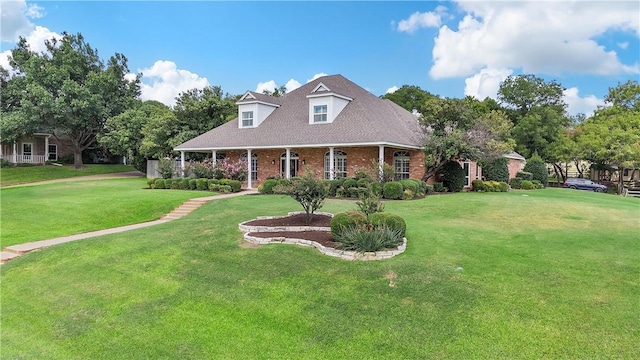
[[381, 85, 436, 114], [577, 81, 640, 193], [99, 100, 172, 172], [2, 32, 140, 168], [419, 96, 514, 180], [497, 74, 571, 179]]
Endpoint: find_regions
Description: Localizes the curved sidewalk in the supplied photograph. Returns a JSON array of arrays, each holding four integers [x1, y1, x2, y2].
[[1, 189, 258, 264]]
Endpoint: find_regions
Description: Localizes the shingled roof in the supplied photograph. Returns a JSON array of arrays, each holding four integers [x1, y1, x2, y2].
[[175, 74, 424, 152]]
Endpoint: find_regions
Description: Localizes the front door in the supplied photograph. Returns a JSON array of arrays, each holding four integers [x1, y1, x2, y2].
[[22, 143, 33, 162], [281, 152, 299, 178]]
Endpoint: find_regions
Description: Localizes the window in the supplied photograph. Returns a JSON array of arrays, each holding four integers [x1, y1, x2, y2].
[[280, 152, 299, 178], [48, 144, 57, 161], [463, 162, 470, 186], [241, 153, 258, 181], [324, 150, 347, 179], [393, 151, 410, 180], [313, 105, 327, 122], [241, 111, 254, 127]]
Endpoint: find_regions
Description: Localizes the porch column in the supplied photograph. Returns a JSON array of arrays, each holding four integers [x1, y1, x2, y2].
[[212, 150, 217, 166], [13, 141, 17, 163], [285, 148, 291, 180], [44, 136, 49, 162], [246, 149, 253, 189], [378, 145, 385, 181], [329, 147, 335, 180], [180, 151, 185, 177]]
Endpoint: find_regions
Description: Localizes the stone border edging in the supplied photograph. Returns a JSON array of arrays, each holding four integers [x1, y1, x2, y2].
[[238, 211, 407, 261]]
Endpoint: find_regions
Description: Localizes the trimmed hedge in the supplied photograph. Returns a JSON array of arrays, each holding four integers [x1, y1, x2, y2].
[[219, 179, 242, 192], [259, 179, 278, 194], [521, 180, 534, 190], [510, 177, 523, 189], [330, 211, 367, 238], [483, 157, 510, 183], [471, 179, 485, 192], [516, 171, 533, 181], [440, 161, 466, 193], [524, 154, 548, 187], [153, 178, 166, 189], [369, 212, 406, 237], [383, 181, 404, 199]]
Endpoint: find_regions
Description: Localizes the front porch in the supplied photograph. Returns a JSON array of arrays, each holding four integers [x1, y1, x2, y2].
[[1, 134, 58, 164]]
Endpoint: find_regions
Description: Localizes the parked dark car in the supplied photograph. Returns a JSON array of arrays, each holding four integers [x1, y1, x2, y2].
[[563, 178, 607, 192]]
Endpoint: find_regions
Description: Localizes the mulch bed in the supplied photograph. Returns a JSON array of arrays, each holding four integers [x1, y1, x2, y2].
[[244, 213, 332, 227], [244, 213, 337, 248]]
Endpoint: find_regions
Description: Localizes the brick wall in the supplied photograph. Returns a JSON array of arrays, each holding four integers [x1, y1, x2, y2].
[[221, 146, 428, 188], [507, 159, 525, 179]]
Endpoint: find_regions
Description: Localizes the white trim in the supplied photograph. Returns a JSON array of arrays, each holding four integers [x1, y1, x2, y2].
[[176, 141, 422, 152], [329, 147, 334, 180], [47, 143, 58, 161], [180, 151, 185, 176], [306, 92, 353, 101], [246, 149, 252, 189], [311, 83, 330, 93], [285, 148, 291, 180], [236, 100, 280, 108], [239, 91, 256, 101], [379, 146, 385, 181]]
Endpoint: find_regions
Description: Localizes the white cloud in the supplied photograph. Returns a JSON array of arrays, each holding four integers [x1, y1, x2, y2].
[[307, 73, 328, 83], [0, 26, 60, 74], [397, 7, 446, 34], [285, 78, 301, 92], [1, 0, 45, 42], [137, 60, 210, 107], [386, 85, 399, 94], [429, 1, 640, 79], [464, 67, 512, 100], [617, 41, 629, 49], [255, 80, 276, 93], [563, 87, 604, 116]]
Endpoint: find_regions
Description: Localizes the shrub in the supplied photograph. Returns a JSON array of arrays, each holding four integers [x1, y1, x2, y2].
[[484, 181, 501, 192], [153, 178, 166, 189], [369, 182, 383, 197], [156, 158, 176, 179], [207, 178, 220, 190], [260, 179, 278, 194], [524, 153, 548, 187], [400, 179, 419, 195], [482, 157, 509, 183], [510, 177, 523, 189], [410, 179, 427, 196], [516, 171, 533, 181], [331, 211, 368, 238], [402, 189, 414, 200], [440, 161, 466, 192], [190, 160, 215, 179], [146, 178, 155, 188], [369, 212, 407, 237], [164, 179, 173, 188], [433, 182, 445, 193], [498, 182, 509, 192], [288, 171, 328, 224], [356, 190, 384, 220], [219, 179, 242, 192], [334, 225, 404, 253], [471, 179, 485, 192], [383, 181, 404, 199], [213, 158, 248, 181], [342, 178, 357, 189], [346, 187, 360, 198], [209, 184, 232, 193], [171, 179, 182, 189], [425, 184, 434, 194], [196, 178, 208, 190], [326, 179, 345, 197], [179, 178, 191, 190], [532, 180, 544, 189], [521, 180, 534, 190], [356, 178, 371, 188], [0, 159, 13, 168]]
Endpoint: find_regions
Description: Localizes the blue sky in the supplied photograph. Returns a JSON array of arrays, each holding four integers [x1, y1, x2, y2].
[[1, 1, 639, 116]]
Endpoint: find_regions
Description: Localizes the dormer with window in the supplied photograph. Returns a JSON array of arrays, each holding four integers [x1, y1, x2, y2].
[[236, 91, 280, 128], [306, 82, 352, 124]]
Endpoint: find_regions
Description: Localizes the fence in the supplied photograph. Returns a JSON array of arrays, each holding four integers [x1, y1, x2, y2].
[[146, 160, 186, 179]]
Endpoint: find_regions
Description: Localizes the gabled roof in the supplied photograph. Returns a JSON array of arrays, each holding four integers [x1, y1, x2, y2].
[[504, 152, 526, 161], [237, 91, 282, 107], [175, 74, 424, 151]]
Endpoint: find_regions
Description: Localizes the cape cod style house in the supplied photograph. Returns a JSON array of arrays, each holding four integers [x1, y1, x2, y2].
[[1, 132, 73, 164], [175, 74, 483, 188]]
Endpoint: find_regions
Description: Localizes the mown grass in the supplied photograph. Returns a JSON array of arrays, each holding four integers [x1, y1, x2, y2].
[[0, 164, 134, 187], [1, 189, 638, 359], [0, 178, 213, 247]]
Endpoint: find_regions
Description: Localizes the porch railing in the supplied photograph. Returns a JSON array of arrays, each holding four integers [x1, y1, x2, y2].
[[1, 154, 47, 164]]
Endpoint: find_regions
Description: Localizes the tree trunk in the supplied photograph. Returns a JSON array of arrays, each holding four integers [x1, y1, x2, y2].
[[73, 150, 85, 169]]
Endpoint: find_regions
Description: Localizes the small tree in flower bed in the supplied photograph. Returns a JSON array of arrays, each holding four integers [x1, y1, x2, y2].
[[288, 170, 328, 225]]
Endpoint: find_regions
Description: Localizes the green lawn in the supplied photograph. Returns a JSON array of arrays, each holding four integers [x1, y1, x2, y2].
[[0, 164, 135, 187], [1, 189, 638, 359], [0, 178, 214, 247]]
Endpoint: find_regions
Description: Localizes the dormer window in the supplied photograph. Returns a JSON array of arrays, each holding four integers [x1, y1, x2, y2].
[[242, 111, 254, 127], [313, 105, 328, 122]]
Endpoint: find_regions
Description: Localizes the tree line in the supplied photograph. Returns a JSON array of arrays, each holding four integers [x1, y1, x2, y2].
[[2, 32, 638, 192]]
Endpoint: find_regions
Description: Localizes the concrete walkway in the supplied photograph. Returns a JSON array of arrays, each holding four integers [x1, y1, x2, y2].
[[1, 189, 259, 264]]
